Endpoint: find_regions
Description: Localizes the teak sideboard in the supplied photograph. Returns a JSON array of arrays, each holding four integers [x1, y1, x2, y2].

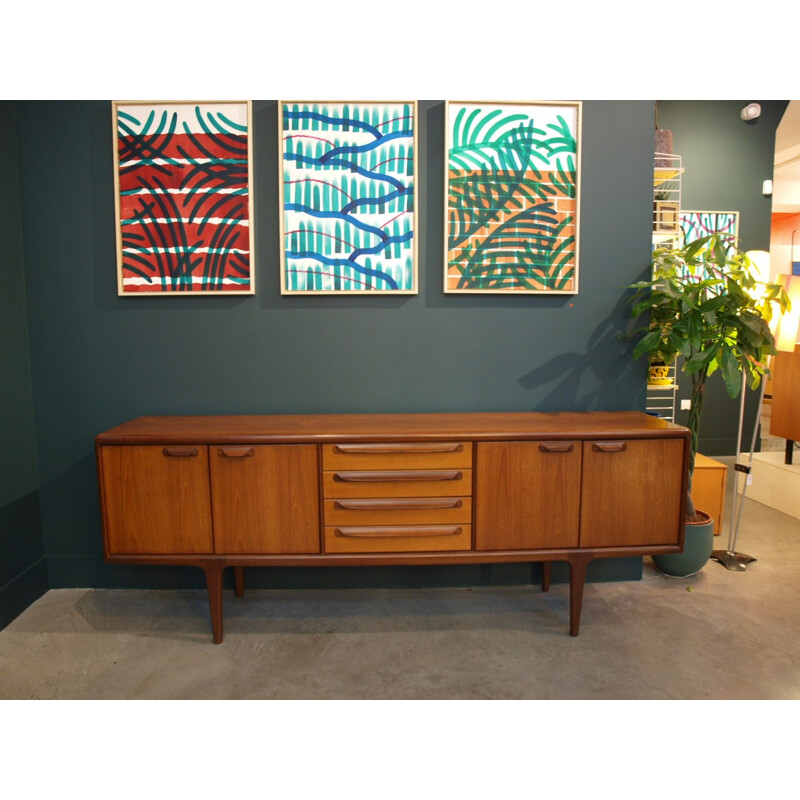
[[95, 412, 690, 642]]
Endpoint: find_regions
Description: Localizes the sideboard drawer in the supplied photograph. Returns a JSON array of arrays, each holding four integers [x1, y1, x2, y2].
[[324, 497, 472, 526], [322, 442, 472, 470], [325, 524, 472, 553], [323, 468, 472, 498]]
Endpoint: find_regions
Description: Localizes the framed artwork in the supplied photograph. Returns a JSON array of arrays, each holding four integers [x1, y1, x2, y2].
[[445, 100, 581, 294], [679, 210, 739, 248], [279, 101, 418, 295], [654, 201, 680, 234], [112, 101, 254, 295]]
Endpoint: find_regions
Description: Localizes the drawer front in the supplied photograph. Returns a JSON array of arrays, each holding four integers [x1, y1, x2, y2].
[[324, 497, 472, 526], [323, 468, 472, 498], [322, 442, 472, 470], [325, 524, 472, 553]]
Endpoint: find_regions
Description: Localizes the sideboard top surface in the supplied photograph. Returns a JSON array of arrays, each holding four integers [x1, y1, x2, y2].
[[96, 411, 689, 445]]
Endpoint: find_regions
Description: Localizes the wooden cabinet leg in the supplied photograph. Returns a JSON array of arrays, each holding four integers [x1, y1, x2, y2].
[[567, 553, 591, 637], [541, 562, 552, 592], [233, 566, 245, 597], [202, 562, 225, 644]]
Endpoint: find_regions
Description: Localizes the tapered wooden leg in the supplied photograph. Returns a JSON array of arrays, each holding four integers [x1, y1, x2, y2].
[[541, 562, 552, 593], [203, 562, 225, 644], [567, 553, 591, 637], [233, 566, 245, 598]]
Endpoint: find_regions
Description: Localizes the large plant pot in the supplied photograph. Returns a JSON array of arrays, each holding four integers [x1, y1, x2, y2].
[[652, 511, 714, 577]]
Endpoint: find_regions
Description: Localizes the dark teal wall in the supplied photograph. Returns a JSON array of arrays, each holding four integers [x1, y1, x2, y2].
[[656, 101, 788, 456], [0, 101, 47, 629], [15, 100, 655, 591]]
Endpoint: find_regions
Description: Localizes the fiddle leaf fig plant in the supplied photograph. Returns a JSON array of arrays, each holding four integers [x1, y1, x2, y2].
[[628, 234, 789, 521]]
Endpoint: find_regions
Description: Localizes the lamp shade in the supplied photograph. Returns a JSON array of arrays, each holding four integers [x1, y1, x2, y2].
[[773, 274, 800, 352], [745, 250, 770, 302]]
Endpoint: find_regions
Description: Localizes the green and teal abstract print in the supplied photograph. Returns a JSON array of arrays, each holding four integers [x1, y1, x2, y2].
[[280, 102, 417, 294], [445, 101, 580, 294]]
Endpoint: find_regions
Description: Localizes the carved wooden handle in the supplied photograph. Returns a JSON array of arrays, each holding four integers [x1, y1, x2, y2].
[[334, 526, 463, 539], [332, 442, 463, 455], [539, 442, 575, 453], [592, 442, 627, 453], [333, 498, 464, 511], [217, 447, 255, 458], [162, 446, 199, 458], [333, 470, 463, 483]]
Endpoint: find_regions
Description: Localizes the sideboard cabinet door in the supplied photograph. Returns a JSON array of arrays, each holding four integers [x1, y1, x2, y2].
[[475, 441, 581, 551], [100, 445, 214, 554], [579, 439, 684, 548], [210, 445, 321, 554]]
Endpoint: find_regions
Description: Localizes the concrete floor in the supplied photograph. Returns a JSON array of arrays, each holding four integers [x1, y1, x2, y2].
[[1, 490, 799, 699]]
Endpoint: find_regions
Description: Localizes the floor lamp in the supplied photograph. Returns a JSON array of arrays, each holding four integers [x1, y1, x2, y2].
[[712, 269, 800, 571]]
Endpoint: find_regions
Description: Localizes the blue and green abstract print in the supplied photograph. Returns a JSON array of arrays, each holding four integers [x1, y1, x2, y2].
[[280, 102, 417, 294]]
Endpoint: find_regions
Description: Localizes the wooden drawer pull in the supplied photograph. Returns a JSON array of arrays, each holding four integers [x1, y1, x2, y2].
[[334, 526, 463, 539], [333, 470, 463, 483], [162, 446, 199, 458], [592, 442, 627, 453], [332, 442, 463, 455], [539, 442, 575, 453], [217, 447, 255, 458], [333, 498, 464, 511]]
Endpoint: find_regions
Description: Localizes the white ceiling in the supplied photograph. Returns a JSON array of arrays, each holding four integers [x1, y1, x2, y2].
[[773, 101, 800, 213]]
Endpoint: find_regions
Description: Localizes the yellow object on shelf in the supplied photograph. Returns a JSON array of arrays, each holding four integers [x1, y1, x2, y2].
[[648, 365, 671, 385], [653, 167, 685, 186]]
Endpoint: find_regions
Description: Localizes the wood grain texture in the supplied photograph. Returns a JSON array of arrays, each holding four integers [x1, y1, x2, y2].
[[322, 442, 472, 470], [324, 525, 472, 553], [692, 454, 727, 534], [323, 469, 472, 498], [100, 445, 213, 554], [770, 345, 800, 442], [324, 496, 471, 526], [475, 441, 581, 550], [579, 438, 685, 548], [210, 445, 320, 554], [96, 411, 687, 446]]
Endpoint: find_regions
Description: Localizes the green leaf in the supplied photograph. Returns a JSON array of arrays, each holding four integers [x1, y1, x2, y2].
[[713, 239, 728, 267], [684, 237, 709, 261], [684, 344, 718, 373], [633, 329, 662, 361], [720, 346, 742, 398]]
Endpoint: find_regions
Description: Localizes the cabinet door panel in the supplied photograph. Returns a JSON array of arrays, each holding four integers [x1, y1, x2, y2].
[[579, 438, 684, 548], [211, 445, 320, 554], [100, 445, 213, 554], [475, 441, 581, 551]]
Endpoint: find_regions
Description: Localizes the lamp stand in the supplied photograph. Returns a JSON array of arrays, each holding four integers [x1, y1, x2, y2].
[[711, 368, 766, 571]]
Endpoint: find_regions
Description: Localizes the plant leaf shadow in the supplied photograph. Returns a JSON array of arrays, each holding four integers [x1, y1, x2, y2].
[[518, 292, 645, 410]]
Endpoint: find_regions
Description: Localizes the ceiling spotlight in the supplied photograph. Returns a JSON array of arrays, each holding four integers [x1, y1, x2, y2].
[[741, 103, 761, 121]]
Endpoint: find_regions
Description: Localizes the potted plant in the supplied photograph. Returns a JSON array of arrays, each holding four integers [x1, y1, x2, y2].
[[628, 234, 789, 576], [647, 341, 678, 386]]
